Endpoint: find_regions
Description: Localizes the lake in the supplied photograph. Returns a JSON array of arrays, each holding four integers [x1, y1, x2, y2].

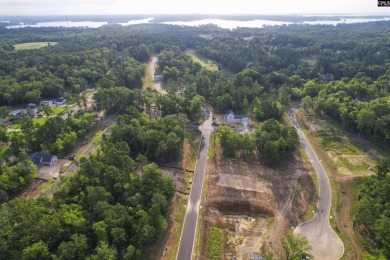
[[6, 17, 390, 29]]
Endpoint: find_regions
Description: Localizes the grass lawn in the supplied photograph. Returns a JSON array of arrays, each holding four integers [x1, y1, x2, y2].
[[32, 117, 47, 125], [185, 49, 219, 72], [14, 42, 58, 50], [143, 62, 155, 90], [51, 106, 68, 115], [8, 123, 21, 130], [82, 91, 95, 99]]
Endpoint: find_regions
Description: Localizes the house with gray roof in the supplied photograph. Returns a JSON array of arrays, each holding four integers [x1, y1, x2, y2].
[[31, 152, 58, 167], [224, 110, 248, 123]]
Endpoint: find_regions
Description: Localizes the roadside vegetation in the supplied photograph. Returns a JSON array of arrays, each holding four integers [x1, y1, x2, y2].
[[206, 227, 222, 260]]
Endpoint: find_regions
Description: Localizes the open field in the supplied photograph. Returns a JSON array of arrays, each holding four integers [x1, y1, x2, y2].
[[14, 42, 58, 50], [51, 106, 69, 115], [186, 49, 219, 71]]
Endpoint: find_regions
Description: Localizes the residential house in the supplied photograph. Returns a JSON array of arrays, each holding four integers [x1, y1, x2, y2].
[[31, 152, 58, 167], [9, 109, 22, 116], [154, 75, 163, 82], [224, 110, 248, 123], [41, 100, 54, 106], [53, 97, 67, 105], [27, 103, 41, 114]]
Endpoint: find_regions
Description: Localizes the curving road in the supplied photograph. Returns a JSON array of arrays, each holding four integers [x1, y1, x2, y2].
[[289, 106, 344, 260]]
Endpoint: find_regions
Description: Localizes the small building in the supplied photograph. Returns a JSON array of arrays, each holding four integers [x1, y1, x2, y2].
[[31, 152, 58, 167], [0, 118, 10, 125], [27, 103, 41, 114], [320, 73, 334, 81], [9, 109, 21, 116], [53, 97, 67, 105], [224, 110, 248, 123], [41, 100, 54, 106], [154, 75, 163, 82], [246, 62, 255, 68]]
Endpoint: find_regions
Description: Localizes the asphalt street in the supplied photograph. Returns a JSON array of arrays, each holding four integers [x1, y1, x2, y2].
[[176, 105, 213, 260], [289, 106, 344, 260], [151, 55, 211, 259]]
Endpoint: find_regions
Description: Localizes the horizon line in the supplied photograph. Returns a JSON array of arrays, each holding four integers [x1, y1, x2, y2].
[[1, 13, 390, 17]]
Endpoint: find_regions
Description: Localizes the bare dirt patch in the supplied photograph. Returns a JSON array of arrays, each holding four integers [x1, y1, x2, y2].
[[36, 159, 70, 179], [199, 34, 214, 40], [199, 153, 315, 259]]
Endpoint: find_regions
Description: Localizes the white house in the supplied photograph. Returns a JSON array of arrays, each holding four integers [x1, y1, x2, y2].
[[224, 110, 248, 123], [53, 97, 67, 105]]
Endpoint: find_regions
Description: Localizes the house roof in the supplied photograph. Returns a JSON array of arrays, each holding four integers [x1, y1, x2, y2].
[[224, 109, 235, 116], [234, 115, 247, 120], [31, 152, 56, 165], [9, 110, 21, 116], [54, 97, 66, 103]]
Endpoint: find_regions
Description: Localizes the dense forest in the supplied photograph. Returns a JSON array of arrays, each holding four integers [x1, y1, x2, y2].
[[0, 20, 390, 258]]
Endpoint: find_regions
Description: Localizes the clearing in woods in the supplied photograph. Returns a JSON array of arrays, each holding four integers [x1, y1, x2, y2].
[[198, 134, 316, 259], [186, 49, 219, 72], [14, 42, 58, 50]]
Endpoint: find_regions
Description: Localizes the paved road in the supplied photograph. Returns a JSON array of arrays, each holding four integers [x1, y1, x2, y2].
[[177, 105, 213, 260], [289, 106, 344, 260], [150, 56, 166, 94], [151, 55, 211, 259]]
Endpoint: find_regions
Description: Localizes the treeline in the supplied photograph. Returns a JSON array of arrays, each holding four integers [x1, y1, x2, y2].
[[216, 119, 299, 163], [301, 78, 390, 146], [354, 158, 390, 258], [0, 145, 174, 259]]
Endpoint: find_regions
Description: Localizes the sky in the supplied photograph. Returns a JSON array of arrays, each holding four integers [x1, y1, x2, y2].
[[0, 0, 387, 16]]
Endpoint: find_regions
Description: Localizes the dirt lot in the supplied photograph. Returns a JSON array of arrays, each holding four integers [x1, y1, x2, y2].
[[36, 159, 70, 179], [198, 150, 315, 259]]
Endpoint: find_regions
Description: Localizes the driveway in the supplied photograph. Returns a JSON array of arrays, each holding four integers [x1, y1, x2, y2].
[[289, 106, 344, 259], [150, 56, 166, 94]]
